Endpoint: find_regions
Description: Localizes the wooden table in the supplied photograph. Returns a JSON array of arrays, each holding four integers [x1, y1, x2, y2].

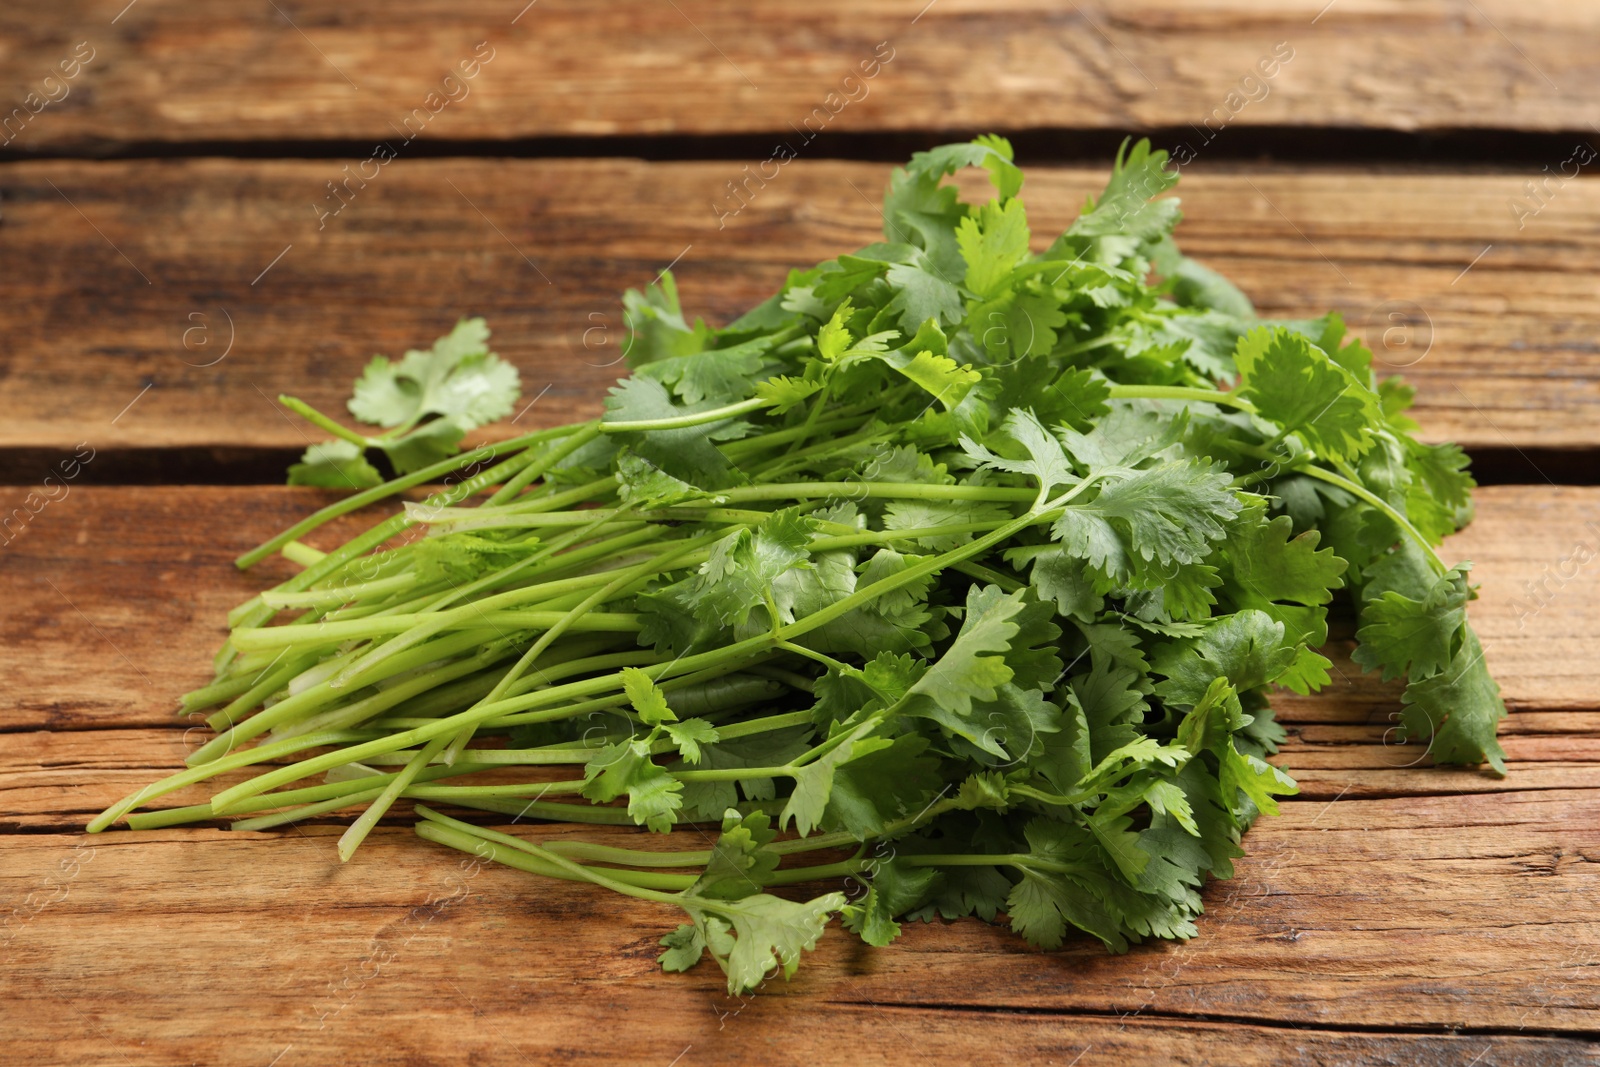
[[4, 4, 1599, 1064]]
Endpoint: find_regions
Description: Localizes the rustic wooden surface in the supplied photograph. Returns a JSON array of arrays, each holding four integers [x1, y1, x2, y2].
[[2, 486, 1598, 1065], [5, 1, 1600, 1063], [5, 1, 1600, 145], [3, 159, 1598, 453]]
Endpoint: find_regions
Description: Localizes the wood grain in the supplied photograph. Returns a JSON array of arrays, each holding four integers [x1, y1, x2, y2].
[[1, 158, 1596, 456], [4, 1, 1599, 148], [2, 790, 1598, 1066]]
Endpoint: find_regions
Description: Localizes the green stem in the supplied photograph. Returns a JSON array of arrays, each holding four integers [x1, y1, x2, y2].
[[237, 426, 580, 569], [1107, 384, 1257, 413], [599, 395, 769, 433], [718, 481, 1035, 505], [228, 610, 640, 652], [278, 395, 373, 448], [1296, 463, 1447, 574], [413, 805, 681, 903], [88, 729, 381, 832], [337, 733, 452, 862]]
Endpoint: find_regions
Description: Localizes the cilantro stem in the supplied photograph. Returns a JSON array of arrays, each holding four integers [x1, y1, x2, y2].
[[236, 426, 583, 570], [1295, 462, 1448, 574], [486, 422, 603, 505], [1106, 384, 1257, 413], [228, 610, 641, 652], [599, 396, 769, 433], [337, 733, 452, 861], [774, 641, 848, 672], [439, 530, 727, 764], [278, 395, 374, 449], [951, 559, 1025, 593], [542, 840, 711, 868], [899, 854, 1091, 876], [444, 797, 643, 824], [89, 729, 382, 832], [717, 482, 1036, 505], [413, 805, 683, 904]]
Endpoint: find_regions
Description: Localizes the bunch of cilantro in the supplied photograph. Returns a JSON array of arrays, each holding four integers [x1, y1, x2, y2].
[[92, 137, 1502, 995]]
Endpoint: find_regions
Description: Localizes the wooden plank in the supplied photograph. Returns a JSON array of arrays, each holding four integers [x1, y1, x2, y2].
[[5, 2, 1599, 147], [2, 484, 1595, 733], [2, 785, 1599, 1063], [2, 159, 1593, 456]]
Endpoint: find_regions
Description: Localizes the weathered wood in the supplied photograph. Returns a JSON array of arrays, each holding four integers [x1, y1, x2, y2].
[[1, 485, 1594, 733], [2, 783, 1599, 1067], [1, 159, 1597, 454], [5, 1, 1599, 147]]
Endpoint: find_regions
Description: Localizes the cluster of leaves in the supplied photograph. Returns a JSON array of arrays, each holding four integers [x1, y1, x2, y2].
[[124, 136, 1502, 998], [593, 136, 1501, 980]]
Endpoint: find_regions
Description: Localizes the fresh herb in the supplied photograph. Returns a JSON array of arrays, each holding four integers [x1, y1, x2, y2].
[[284, 318, 521, 487], [92, 137, 1503, 994]]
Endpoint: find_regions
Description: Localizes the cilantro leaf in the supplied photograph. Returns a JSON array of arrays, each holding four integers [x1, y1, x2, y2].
[[287, 439, 384, 489], [350, 318, 519, 433], [1396, 629, 1508, 774], [1052, 459, 1240, 584], [961, 408, 1078, 503], [1353, 564, 1471, 682], [1235, 327, 1380, 463], [842, 859, 942, 947], [684, 510, 815, 629], [957, 197, 1031, 298], [580, 738, 683, 833]]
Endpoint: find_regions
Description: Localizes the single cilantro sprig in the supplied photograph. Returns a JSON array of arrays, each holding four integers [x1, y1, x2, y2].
[[285, 318, 521, 487]]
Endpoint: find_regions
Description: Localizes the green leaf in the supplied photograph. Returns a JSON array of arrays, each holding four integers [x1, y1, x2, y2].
[[580, 737, 683, 833], [349, 318, 518, 432], [602, 376, 743, 489], [615, 449, 726, 508], [1006, 544, 1104, 622], [1152, 610, 1298, 707], [754, 375, 823, 414], [674, 727, 815, 822], [961, 408, 1077, 501], [957, 197, 1031, 297], [623, 272, 708, 366], [884, 260, 966, 332], [881, 498, 1014, 551], [825, 733, 943, 837], [684, 509, 815, 629], [842, 859, 941, 947], [377, 418, 467, 474], [780, 727, 894, 837], [1066, 138, 1181, 244], [637, 338, 771, 406], [688, 809, 781, 900], [901, 585, 1030, 744], [621, 666, 677, 725], [664, 719, 720, 765], [885, 349, 982, 409], [677, 890, 847, 994], [1235, 327, 1380, 463], [287, 440, 383, 488], [1052, 459, 1240, 583], [1397, 628, 1508, 774], [1353, 565, 1471, 682], [1005, 819, 1131, 952]]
